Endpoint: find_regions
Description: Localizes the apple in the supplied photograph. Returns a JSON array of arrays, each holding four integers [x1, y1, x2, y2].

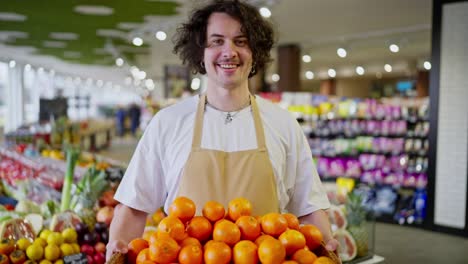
[[93, 252, 106, 264], [86, 254, 95, 264], [96, 206, 114, 226], [81, 244, 94, 256], [94, 242, 106, 254]]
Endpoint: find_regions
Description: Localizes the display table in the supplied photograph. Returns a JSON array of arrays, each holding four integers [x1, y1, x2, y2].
[[80, 119, 114, 151]]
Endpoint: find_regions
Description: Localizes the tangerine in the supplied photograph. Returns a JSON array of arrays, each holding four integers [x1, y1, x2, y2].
[[254, 234, 275, 247], [212, 219, 241, 246], [169, 196, 196, 223], [157, 216, 186, 241], [136, 248, 151, 264], [283, 213, 300, 230], [258, 237, 286, 264], [261, 213, 288, 237], [278, 229, 306, 256], [236, 216, 261, 241], [233, 240, 258, 264], [313, 256, 335, 264], [128, 238, 149, 264], [228, 197, 252, 221], [178, 244, 203, 264], [204, 241, 231, 264], [179, 237, 202, 248], [148, 236, 180, 263], [299, 225, 323, 251], [186, 216, 212, 243], [283, 261, 299, 264], [292, 248, 317, 264], [202, 201, 226, 222]]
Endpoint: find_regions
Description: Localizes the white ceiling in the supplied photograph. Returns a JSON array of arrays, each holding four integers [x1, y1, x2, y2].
[[0, 0, 433, 88]]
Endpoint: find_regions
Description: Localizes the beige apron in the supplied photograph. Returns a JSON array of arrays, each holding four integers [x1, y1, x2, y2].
[[177, 94, 279, 216]]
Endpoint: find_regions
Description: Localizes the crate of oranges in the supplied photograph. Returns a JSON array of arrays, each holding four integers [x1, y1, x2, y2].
[[108, 197, 340, 264]]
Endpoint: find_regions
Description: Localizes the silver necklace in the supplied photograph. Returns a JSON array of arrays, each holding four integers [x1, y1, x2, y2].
[[206, 97, 251, 124]]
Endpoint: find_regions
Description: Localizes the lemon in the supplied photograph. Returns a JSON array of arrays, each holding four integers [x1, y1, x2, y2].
[[40, 260, 53, 264], [71, 243, 81, 254], [60, 243, 74, 257], [40, 229, 52, 240], [45, 244, 61, 261], [33, 237, 48, 247], [47, 232, 63, 246], [26, 244, 44, 261], [61, 228, 78, 243], [55, 260, 64, 264], [16, 237, 31, 251]]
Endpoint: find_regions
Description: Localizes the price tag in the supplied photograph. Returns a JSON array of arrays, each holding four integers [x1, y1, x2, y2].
[[64, 253, 88, 264]]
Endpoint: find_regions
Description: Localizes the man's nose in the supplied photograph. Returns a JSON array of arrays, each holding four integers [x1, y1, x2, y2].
[[222, 41, 238, 58]]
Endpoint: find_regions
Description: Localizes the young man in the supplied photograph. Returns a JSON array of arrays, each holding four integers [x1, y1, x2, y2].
[[107, 0, 339, 260]]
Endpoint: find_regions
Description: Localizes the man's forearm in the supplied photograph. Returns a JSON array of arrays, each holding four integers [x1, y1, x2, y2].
[[299, 209, 333, 243], [109, 204, 147, 245]]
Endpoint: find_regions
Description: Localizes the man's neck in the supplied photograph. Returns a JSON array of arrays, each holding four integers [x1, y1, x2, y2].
[[205, 83, 251, 112]]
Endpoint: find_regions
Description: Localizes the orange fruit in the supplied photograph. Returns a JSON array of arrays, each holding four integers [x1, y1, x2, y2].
[[152, 207, 166, 225], [228, 197, 252, 221], [292, 249, 317, 264], [204, 241, 232, 264], [127, 238, 149, 264], [283, 261, 299, 264], [157, 216, 186, 241], [136, 248, 151, 264], [212, 219, 241, 246], [283, 213, 300, 230], [299, 225, 323, 251], [138, 261, 156, 264], [202, 201, 226, 222], [254, 234, 275, 247], [178, 244, 203, 264], [278, 229, 306, 256], [179, 237, 202, 248], [313, 256, 335, 264], [236, 216, 261, 241], [258, 237, 286, 264], [148, 236, 180, 263], [233, 240, 258, 264], [169, 196, 196, 223], [261, 213, 288, 237], [186, 216, 213, 243]]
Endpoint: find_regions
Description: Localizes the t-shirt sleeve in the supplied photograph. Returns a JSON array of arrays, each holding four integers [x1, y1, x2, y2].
[[285, 120, 330, 217], [114, 116, 166, 214]]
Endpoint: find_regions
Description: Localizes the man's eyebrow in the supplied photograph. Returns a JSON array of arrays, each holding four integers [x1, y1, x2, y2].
[[208, 34, 224, 38]]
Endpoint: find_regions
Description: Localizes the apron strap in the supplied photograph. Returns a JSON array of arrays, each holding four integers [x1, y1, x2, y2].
[[191, 94, 207, 149], [250, 94, 267, 150]]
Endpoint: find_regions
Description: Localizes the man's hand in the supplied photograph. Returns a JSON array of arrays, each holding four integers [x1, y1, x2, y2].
[[106, 240, 128, 261], [325, 237, 342, 264]]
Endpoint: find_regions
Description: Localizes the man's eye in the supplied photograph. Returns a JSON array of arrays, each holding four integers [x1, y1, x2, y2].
[[236, 40, 247, 46], [212, 39, 223, 45]]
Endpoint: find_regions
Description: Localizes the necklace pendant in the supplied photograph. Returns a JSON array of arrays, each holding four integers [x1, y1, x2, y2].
[[225, 113, 233, 124]]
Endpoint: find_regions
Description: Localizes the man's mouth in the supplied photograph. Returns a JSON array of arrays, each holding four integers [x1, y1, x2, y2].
[[217, 62, 240, 70]]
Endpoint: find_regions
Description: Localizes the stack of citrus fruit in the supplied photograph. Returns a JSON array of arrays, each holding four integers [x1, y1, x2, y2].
[[127, 197, 338, 264]]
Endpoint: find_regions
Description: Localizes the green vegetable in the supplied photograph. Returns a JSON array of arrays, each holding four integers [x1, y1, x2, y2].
[[60, 147, 80, 212]]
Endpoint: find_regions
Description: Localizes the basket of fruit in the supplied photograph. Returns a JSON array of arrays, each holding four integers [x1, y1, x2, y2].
[[108, 197, 340, 264]]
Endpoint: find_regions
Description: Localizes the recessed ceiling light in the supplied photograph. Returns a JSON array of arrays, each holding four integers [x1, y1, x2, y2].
[[272, 74, 280, 82], [337, 48, 347, 58], [356, 66, 365, 75], [43, 41, 67, 48], [9, 60, 16, 68], [302, 55, 311, 63], [49, 32, 79, 40], [38, 67, 44, 74], [259, 7, 272, 18], [384, 64, 392, 72], [132, 37, 143, 46], [155, 31, 167, 41], [389, 44, 399, 53], [145, 79, 155, 90], [305, 71, 314, 80], [115, 58, 124, 67], [117, 22, 142, 30], [328, 68, 336, 78], [0, 12, 27, 22], [424, 61, 432, 70], [24, 64, 31, 71], [74, 5, 114, 16]]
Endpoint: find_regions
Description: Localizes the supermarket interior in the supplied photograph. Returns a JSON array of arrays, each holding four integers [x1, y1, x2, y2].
[[1, 0, 468, 263]]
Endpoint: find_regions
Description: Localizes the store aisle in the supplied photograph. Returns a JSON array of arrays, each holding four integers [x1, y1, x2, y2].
[[100, 137, 468, 264]]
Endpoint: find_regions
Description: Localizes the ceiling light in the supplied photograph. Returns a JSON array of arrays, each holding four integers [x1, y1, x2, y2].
[[305, 71, 314, 80], [259, 7, 271, 18], [137, 71, 147, 80], [0, 12, 27, 22], [384, 64, 392, 72], [74, 5, 114, 16], [115, 58, 124, 67], [132, 37, 143, 46], [155, 31, 167, 41], [271, 74, 280, 82], [43, 41, 66, 48], [337, 48, 347, 58], [145, 79, 155, 90], [38, 67, 44, 74], [302, 55, 311, 63], [24, 64, 31, 71], [389, 44, 399, 53], [424, 61, 432, 70], [356, 66, 365, 75], [49, 32, 79, 40], [117, 22, 142, 30], [9, 60, 16, 68], [328, 68, 336, 78], [191, 78, 201, 90]]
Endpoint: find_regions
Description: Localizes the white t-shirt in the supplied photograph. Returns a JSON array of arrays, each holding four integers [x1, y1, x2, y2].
[[114, 95, 330, 217]]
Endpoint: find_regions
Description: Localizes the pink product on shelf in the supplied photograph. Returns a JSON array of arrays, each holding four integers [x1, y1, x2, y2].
[[317, 157, 331, 178], [366, 121, 380, 135], [388, 155, 408, 171], [359, 154, 386, 171], [374, 169, 385, 184], [375, 104, 386, 119], [361, 170, 375, 184], [380, 121, 391, 135], [403, 173, 418, 188], [391, 105, 402, 120], [416, 173, 428, 188], [345, 159, 362, 178], [393, 121, 408, 135], [329, 158, 346, 177]]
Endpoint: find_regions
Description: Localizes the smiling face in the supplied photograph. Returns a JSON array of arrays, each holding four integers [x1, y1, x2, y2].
[[203, 12, 253, 91]]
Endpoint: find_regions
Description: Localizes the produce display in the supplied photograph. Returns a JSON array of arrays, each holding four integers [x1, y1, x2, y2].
[[113, 197, 340, 264]]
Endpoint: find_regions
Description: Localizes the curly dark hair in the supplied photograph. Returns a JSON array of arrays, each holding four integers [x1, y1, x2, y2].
[[172, 0, 275, 78]]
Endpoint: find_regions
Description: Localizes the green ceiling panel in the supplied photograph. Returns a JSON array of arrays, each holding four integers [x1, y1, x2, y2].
[[0, 0, 179, 65]]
